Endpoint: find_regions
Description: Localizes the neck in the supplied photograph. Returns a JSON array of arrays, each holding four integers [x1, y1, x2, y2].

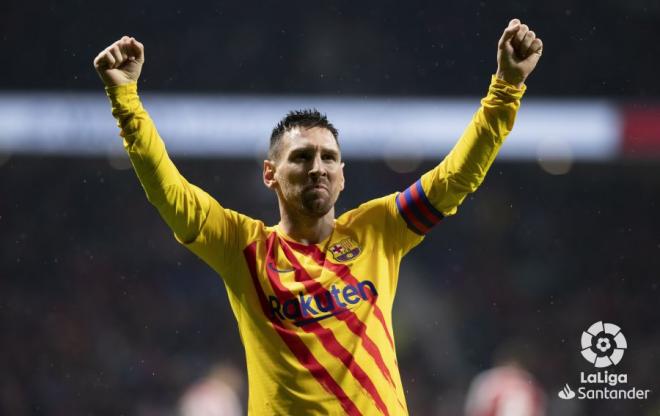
[[278, 204, 335, 244]]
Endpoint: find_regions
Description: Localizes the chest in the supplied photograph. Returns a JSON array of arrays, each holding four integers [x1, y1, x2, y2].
[[254, 234, 385, 325]]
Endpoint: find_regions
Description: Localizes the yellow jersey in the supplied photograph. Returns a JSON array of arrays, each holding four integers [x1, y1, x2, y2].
[[105, 76, 525, 415]]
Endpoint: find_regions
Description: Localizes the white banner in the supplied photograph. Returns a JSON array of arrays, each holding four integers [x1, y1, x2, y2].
[[0, 92, 621, 160]]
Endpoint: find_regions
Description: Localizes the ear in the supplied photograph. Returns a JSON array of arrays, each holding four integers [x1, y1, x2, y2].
[[339, 161, 345, 191], [263, 159, 277, 189]]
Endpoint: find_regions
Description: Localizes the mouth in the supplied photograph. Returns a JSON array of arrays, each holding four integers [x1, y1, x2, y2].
[[305, 183, 328, 192]]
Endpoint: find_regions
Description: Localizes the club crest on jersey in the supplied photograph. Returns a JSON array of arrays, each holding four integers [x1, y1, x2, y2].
[[329, 238, 361, 262]]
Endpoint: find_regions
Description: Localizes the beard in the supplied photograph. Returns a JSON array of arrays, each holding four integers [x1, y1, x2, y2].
[[300, 186, 335, 217]]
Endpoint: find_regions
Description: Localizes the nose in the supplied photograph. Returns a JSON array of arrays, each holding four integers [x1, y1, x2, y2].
[[308, 153, 326, 179]]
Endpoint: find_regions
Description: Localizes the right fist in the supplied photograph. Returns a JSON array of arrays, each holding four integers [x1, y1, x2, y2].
[[93, 36, 145, 87]]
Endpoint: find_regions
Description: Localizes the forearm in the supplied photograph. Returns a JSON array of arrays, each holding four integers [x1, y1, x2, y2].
[[105, 82, 210, 242], [421, 75, 525, 216]]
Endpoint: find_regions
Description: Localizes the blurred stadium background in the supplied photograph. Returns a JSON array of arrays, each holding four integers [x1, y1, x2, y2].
[[1, 1, 659, 415]]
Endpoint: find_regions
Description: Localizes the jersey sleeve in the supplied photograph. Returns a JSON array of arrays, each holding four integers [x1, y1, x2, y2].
[[105, 82, 257, 275], [340, 194, 425, 258], [396, 75, 525, 235]]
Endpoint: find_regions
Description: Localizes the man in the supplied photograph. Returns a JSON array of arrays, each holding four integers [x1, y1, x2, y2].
[[94, 19, 543, 415]]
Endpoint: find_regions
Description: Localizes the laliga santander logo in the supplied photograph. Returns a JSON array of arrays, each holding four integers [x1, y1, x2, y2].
[[558, 321, 650, 401], [580, 321, 627, 368]]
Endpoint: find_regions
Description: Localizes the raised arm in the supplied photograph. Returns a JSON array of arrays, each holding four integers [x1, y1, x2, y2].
[[396, 19, 543, 234], [93, 36, 211, 244]]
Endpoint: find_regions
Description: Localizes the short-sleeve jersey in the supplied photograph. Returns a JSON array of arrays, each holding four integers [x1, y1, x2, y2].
[[106, 76, 525, 415]]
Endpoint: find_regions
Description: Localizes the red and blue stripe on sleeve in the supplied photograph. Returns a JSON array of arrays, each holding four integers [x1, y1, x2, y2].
[[395, 179, 444, 235]]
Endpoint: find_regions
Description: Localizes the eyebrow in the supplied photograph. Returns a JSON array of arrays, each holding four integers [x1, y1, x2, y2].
[[288, 145, 340, 156]]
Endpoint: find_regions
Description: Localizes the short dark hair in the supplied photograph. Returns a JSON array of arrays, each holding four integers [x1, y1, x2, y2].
[[269, 109, 339, 160]]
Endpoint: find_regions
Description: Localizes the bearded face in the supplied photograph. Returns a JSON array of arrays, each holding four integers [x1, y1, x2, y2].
[[264, 126, 344, 218]]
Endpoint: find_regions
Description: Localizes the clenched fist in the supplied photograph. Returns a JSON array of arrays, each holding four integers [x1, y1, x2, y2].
[[496, 19, 543, 88], [93, 36, 145, 87]]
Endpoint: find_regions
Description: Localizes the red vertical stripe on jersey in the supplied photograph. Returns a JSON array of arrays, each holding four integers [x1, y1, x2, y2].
[[280, 238, 398, 390], [243, 241, 362, 416], [266, 235, 389, 416]]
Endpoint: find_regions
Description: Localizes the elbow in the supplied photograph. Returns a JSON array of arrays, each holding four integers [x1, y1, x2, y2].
[[447, 171, 482, 195]]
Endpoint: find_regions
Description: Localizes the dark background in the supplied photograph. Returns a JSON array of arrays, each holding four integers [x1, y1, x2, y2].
[[1, 1, 659, 415], [2, 159, 659, 415], [2, 0, 660, 96]]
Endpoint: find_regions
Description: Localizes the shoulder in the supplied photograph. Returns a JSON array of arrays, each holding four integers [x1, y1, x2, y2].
[[336, 193, 398, 228], [206, 202, 268, 243]]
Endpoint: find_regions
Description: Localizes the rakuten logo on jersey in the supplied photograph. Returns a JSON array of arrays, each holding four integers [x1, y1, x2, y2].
[[268, 280, 378, 326]]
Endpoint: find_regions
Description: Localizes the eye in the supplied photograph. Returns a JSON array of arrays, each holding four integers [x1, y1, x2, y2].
[[322, 153, 337, 161], [292, 152, 310, 162]]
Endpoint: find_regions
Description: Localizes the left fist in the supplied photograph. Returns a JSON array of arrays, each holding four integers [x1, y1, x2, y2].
[[496, 19, 543, 88]]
